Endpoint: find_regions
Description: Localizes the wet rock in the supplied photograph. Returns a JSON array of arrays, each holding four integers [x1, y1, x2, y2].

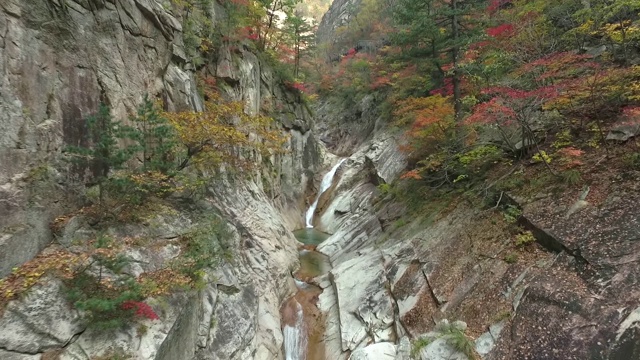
[[317, 274, 349, 360]]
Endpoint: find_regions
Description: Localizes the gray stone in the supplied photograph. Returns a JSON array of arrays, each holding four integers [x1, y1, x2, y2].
[[59, 216, 90, 246], [0, 280, 85, 353], [0, 350, 41, 360], [475, 321, 506, 357], [200, 286, 258, 359], [329, 250, 395, 351], [419, 336, 470, 360], [584, 44, 607, 57], [606, 122, 640, 141], [350, 342, 397, 360], [0, 0, 194, 277], [396, 336, 411, 360]]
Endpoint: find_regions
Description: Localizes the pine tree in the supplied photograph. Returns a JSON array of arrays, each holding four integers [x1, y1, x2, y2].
[[131, 95, 179, 175], [392, 0, 484, 122], [284, 13, 316, 78], [65, 104, 140, 202]]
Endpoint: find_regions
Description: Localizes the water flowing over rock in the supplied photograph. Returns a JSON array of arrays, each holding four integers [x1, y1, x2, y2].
[[306, 159, 346, 228], [283, 300, 307, 360]]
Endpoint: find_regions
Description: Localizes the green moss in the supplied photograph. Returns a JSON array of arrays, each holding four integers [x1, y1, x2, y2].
[[503, 253, 518, 264], [411, 337, 432, 358]]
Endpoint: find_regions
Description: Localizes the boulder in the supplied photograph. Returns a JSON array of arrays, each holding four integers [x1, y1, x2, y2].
[[329, 249, 395, 351], [0, 280, 85, 353], [350, 342, 398, 360], [606, 122, 640, 141], [0, 350, 41, 360]]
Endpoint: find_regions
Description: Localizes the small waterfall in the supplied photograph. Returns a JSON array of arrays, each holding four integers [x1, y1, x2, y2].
[[283, 300, 307, 360], [305, 159, 346, 228]]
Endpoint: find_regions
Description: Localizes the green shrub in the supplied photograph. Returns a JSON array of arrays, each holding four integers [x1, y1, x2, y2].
[[411, 337, 432, 358], [457, 145, 502, 166], [624, 152, 640, 170], [502, 205, 522, 224], [436, 321, 477, 359], [561, 169, 582, 185], [503, 253, 518, 263], [515, 231, 536, 247], [178, 215, 233, 281], [67, 274, 145, 330], [532, 150, 552, 164]]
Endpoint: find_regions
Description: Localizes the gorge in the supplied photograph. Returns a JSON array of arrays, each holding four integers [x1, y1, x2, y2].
[[1, 0, 640, 360]]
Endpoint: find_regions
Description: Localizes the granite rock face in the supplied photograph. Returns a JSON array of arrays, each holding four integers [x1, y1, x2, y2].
[[0, 0, 191, 278], [0, 1, 322, 359]]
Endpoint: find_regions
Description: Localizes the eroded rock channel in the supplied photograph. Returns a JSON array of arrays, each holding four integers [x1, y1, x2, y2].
[[282, 161, 343, 360]]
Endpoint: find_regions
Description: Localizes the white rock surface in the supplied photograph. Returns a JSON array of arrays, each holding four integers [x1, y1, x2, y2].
[[349, 342, 397, 360], [419, 337, 470, 360], [0, 280, 85, 353], [330, 249, 395, 351]]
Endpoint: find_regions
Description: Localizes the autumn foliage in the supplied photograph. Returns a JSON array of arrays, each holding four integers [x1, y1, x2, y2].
[[163, 88, 287, 172], [121, 301, 160, 321], [324, 0, 640, 184]]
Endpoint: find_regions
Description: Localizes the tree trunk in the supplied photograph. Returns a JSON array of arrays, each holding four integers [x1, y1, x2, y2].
[[451, 0, 462, 123]]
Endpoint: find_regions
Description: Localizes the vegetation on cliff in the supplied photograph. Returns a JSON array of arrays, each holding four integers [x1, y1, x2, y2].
[[307, 0, 640, 205]]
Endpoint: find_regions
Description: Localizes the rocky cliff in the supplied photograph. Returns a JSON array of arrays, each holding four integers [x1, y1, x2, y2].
[[303, 87, 640, 360], [316, 0, 360, 47], [310, 3, 640, 355], [0, 0, 325, 359]]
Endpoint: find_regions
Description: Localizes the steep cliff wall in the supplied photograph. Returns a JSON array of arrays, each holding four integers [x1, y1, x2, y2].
[[316, 0, 361, 46], [0, 1, 324, 359], [0, 0, 198, 277]]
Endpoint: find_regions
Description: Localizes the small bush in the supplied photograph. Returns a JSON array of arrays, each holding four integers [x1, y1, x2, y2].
[[411, 337, 432, 358], [532, 150, 552, 164], [503, 253, 518, 263], [502, 205, 522, 224], [624, 152, 640, 170], [178, 216, 233, 281], [561, 169, 582, 185], [436, 321, 477, 359], [515, 231, 536, 247], [65, 234, 160, 329]]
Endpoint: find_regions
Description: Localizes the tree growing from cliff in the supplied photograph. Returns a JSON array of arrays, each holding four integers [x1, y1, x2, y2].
[[392, 0, 483, 122], [130, 95, 179, 175], [65, 104, 139, 202], [283, 13, 316, 78], [162, 88, 287, 172]]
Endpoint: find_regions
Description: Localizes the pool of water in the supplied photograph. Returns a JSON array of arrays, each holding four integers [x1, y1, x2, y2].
[[298, 250, 331, 279], [287, 228, 331, 360], [293, 228, 331, 246]]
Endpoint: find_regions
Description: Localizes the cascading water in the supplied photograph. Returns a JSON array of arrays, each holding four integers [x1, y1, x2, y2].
[[281, 161, 343, 360], [305, 159, 346, 228], [283, 300, 307, 360]]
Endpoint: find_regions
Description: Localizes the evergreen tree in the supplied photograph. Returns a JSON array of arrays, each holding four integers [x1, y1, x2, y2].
[[393, 0, 485, 122], [65, 104, 139, 201], [131, 95, 179, 175], [284, 13, 316, 78]]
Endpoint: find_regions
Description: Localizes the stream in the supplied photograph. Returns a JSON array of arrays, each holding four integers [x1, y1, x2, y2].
[[282, 160, 344, 360]]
